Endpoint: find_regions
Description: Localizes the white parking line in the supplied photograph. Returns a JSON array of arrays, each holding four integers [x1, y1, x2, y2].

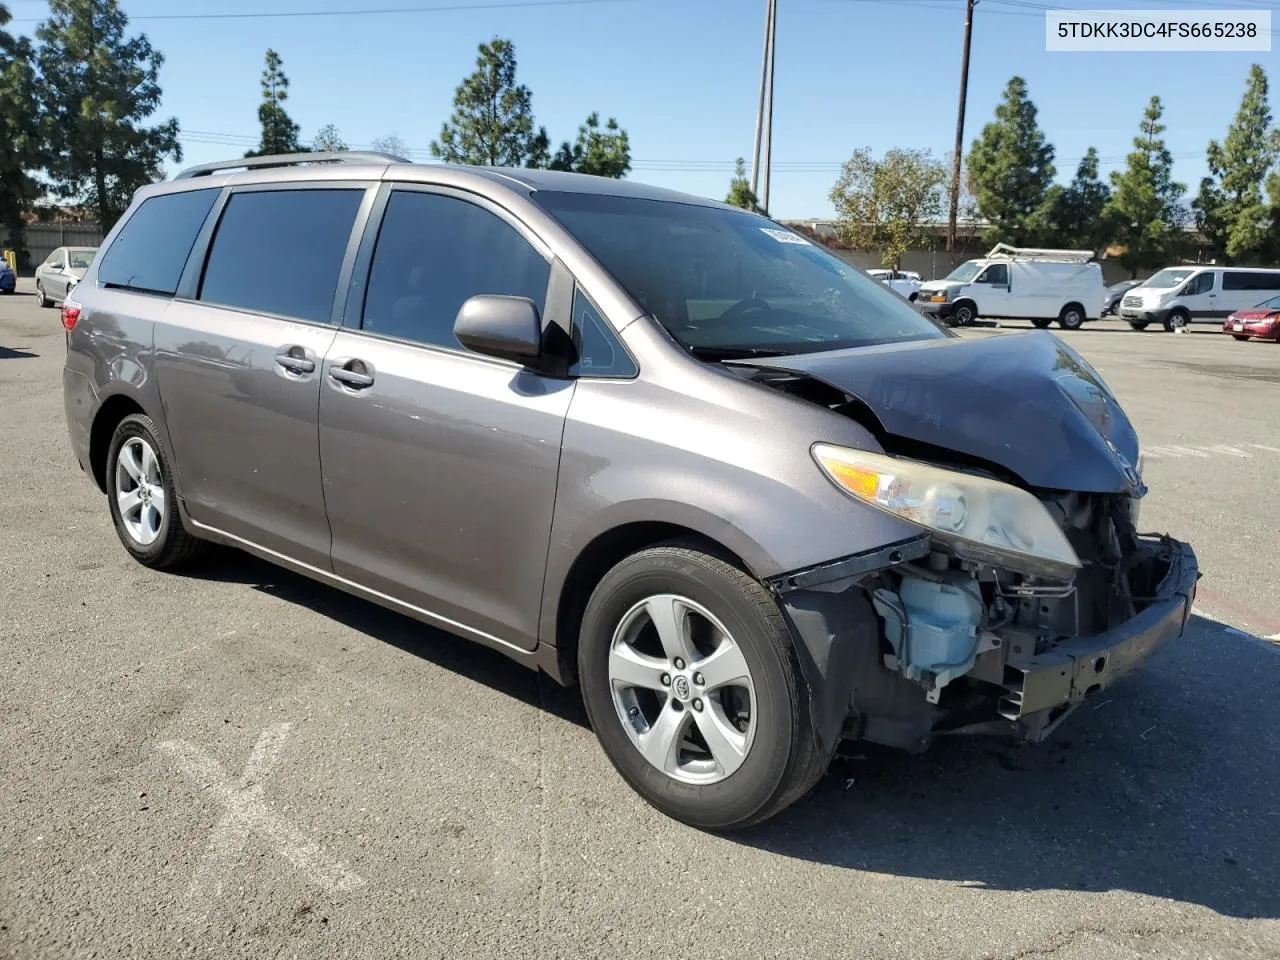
[[1142, 442, 1279, 460], [158, 723, 365, 924]]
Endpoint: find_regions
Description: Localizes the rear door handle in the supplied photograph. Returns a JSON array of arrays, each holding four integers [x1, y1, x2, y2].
[[275, 345, 316, 375], [328, 358, 375, 389]]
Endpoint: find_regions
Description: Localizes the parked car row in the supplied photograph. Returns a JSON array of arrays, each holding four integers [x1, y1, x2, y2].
[[866, 268, 922, 301], [1118, 266, 1280, 335]]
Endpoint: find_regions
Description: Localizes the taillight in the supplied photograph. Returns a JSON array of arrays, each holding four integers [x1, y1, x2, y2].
[[61, 300, 81, 331]]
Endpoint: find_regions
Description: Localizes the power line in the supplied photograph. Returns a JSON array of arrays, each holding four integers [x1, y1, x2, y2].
[[10, 0, 632, 24]]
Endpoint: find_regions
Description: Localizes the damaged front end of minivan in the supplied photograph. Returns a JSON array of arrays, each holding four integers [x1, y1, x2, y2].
[[735, 331, 1200, 754]]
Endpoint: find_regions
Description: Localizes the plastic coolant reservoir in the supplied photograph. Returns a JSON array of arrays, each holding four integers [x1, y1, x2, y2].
[[872, 571, 984, 699]]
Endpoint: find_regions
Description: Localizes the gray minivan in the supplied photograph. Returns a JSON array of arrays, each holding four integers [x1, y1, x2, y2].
[[62, 152, 1199, 830]]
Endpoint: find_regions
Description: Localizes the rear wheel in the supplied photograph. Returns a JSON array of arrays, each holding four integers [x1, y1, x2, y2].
[[578, 544, 831, 831], [1058, 304, 1085, 330], [106, 413, 204, 569], [1163, 309, 1190, 332]]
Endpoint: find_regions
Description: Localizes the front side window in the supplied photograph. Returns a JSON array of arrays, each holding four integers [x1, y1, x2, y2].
[[362, 190, 551, 349], [199, 188, 363, 323], [1185, 272, 1215, 295], [98, 189, 219, 295], [533, 191, 943, 358], [977, 263, 1008, 285]]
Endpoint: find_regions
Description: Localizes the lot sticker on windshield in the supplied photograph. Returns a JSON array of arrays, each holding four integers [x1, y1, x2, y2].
[[760, 228, 811, 245]]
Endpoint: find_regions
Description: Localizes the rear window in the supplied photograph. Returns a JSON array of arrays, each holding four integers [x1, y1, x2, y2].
[[1222, 271, 1280, 292], [97, 189, 218, 295], [199, 189, 363, 324]]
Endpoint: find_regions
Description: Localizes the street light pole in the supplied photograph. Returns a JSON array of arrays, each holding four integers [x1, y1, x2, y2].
[[760, 0, 777, 214], [946, 0, 976, 256], [749, 0, 773, 197]]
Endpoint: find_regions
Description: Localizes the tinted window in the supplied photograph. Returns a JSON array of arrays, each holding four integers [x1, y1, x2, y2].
[[362, 191, 550, 348], [569, 287, 636, 378], [1223, 271, 1280, 291], [98, 189, 218, 295], [534, 191, 942, 357], [200, 189, 363, 323], [1185, 272, 1214, 295], [978, 263, 1008, 285]]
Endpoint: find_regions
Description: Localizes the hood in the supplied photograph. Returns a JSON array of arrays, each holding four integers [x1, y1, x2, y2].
[[920, 279, 961, 291], [1231, 309, 1279, 321], [731, 331, 1144, 495]]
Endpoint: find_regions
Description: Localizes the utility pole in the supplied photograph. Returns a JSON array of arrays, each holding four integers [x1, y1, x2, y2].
[[750, 0, 777, 208], [946, 0, 976, 256], [760, 0, 777, 215]]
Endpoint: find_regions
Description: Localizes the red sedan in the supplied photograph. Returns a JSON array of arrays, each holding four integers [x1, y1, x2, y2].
[[1223, 295, 1280, 341]]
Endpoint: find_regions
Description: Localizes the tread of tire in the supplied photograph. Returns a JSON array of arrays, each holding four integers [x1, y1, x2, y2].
[[114, 413, 205, 569]]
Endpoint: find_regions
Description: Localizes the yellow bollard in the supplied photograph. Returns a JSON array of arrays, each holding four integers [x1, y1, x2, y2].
[[2, 250, 15, 272]]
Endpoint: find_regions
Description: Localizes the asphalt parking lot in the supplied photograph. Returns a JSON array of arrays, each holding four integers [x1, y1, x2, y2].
[[2, 279, 1278, 960]]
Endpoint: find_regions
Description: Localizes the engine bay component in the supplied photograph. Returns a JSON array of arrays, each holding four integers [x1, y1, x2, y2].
[[872, 569, 984, 703]]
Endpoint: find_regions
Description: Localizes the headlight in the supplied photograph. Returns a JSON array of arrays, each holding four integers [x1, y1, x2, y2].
[[812, 444, 1081, 580]]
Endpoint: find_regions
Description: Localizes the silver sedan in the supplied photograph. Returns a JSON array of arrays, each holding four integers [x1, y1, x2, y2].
[[36, 246, 97, 308]]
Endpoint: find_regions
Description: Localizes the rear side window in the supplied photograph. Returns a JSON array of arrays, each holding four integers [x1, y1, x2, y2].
[[98, 189, 218, 295], [1222, 271, 1280, 292], [199, 189, 363, 324], [362, 190, 550, 349]]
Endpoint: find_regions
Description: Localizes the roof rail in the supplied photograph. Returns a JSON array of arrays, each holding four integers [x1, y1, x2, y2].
[[985, 242, 1095, 263], [173, 150, 411, 180]]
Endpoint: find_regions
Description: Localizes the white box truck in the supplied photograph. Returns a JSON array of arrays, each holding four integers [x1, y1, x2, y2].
[[917, 244, 1105, 329]]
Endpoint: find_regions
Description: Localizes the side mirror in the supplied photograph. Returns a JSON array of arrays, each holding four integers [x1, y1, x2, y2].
[[454, 295, 542, 365]]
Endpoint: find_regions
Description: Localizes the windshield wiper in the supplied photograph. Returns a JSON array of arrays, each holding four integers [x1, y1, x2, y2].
[[686, 344, 792, 361]]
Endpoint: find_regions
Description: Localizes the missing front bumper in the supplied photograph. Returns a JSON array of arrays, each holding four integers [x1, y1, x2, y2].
[[996, 538, 1198, 732]]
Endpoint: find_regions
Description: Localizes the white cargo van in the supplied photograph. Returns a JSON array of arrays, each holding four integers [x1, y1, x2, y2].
[[1117, 266, 1280, 331], [917, 244, 1105, 329]]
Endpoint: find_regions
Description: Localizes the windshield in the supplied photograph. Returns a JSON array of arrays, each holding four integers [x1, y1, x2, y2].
[[1144, 268, 1194, 288], [68, 250, 95, 269], [1255, 295, 1280, 309], [944, 261, 983, 283], [1107, 279, 1138, 291], [532, 191, 944, 356]]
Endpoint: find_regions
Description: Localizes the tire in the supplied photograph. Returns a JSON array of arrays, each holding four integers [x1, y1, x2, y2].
[[105, 413, 204, 569], [908, 292, 918, 302], [1163, 309, 1190, 332], [1031, 318, 1053, 329], [1232, 335, 1250, 341], [1128, 321, 1149, 331], [1058, 303, 1085, 330], [950, 301, 976, 326], [578, 543, 831, 831], [36, 282, 50, 308]]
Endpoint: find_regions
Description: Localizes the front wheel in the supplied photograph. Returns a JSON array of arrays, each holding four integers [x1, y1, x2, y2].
[[106, 413, 204, 569], [1058, 304, 1085, 330], [1031, 318, 1053, 329], [1232, 334, 1250, 341], [36, 282, 51, 308], [1163, 310, 1190, 332], [578, 544, 830, 831], [1128, 320, 1149, 331], [950, 301, 976, 326]]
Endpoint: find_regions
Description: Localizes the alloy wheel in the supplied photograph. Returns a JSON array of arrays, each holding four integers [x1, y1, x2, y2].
[[114, 436, 166, 546], [607, 594, 757, 785]]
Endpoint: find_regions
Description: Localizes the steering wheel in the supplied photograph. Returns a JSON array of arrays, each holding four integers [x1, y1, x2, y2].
[[719, 297, 771, 320]]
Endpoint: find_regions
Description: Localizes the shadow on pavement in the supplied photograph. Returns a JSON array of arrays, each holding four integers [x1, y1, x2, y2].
[[0, 345, 39, 360], [178, 548, 1280, 919], [182, 546, 590, 730]]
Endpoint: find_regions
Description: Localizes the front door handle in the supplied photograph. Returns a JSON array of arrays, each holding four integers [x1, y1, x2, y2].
[[329, 358, 375, 389], [275, 345, 316, 375]]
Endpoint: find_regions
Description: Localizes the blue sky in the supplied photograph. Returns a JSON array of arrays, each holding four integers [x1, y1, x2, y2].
[[8, 0, 1278, 217]]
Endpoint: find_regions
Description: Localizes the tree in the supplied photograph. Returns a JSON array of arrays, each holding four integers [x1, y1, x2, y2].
[[966, 76, 1056, 245], [370, 133, 408, 158], [247, 49, 299, 157], [1192, 65, 1280, 264], [0, 2, 42, 266], [431, 38, 549, 168], [547, 112, 630, 178], [1104, 96, 1186, 276], [311, 123, 347, 152], [829, 147, 947, 269], [725, 157, 762, 212], [35, 0, 181, 230], [1040, 147, 1111, 252]]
